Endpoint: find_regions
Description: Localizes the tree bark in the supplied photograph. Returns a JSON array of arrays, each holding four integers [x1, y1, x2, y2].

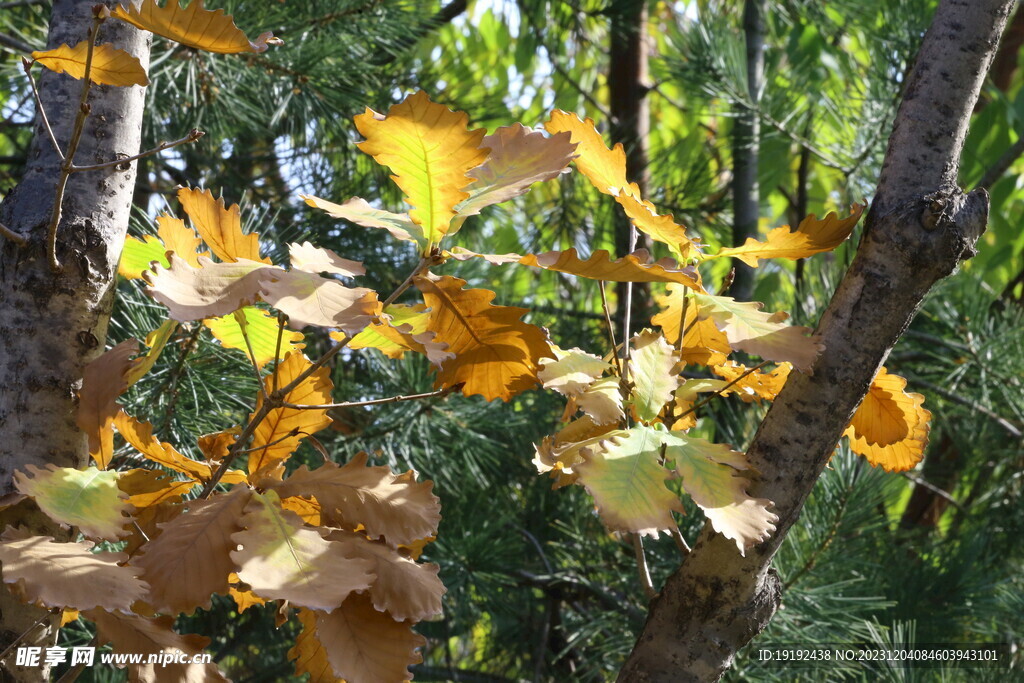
[[0, 2, 149, 679], [619, 1, 1012, 680], [729, 0, 764, 303]]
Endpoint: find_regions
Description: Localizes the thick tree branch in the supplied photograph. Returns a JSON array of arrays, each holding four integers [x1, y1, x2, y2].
[[619, 1, 1012, 680]]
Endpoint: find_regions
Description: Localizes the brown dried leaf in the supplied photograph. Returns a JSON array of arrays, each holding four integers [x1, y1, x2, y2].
[[77, 340, 139, 469]]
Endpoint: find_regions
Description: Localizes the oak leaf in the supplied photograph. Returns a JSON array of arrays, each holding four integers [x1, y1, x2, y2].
[[354, 90, 488, 246], [544, 110, 628, 194], [538, 345, 610, 397], [117, 468, 197, 509], [144, 255, 273, 322], [845, 392, 930, 472], [0, 529, 146, 612], [301, 195, 426, 247], [652, 283, 731, 366], [534, 416, 624, 488], [456, 123, 577, 218], [315, 593, 425, 683], [259, 268, 379, 332], [88, 610, 227, 682], [846, 367, 918, 446], [711, 362, 791, 402], [133, 486, 252, 615], [247, 352, 333, 477], [124, 319, 178, 386], [177, 187, 269, 263], [112, 0, 277, 54], [228, 572, 267, 614], [575, 427, 684, 537], [614, 191, 696, 261], [660, 429, 777, 554], [288, 608, 341, 683], [519, 248, 702, 289], [204, 306, 305, 367], [714, 204, 864, 267], [32, 41, 148, 87], [416, 274, 549, 401], [628, 330, 680, 422], [76, 339, 138, 469], [230, 491, 375, 611], [575, 376, 626, 426], [345, 303, 453, 366], [114, 411, 213, 482], [14, 465, 131, 541], [288, 242, 365, 277], [119, 214, 207, 279], [693, 293, 823, 372], [265, 453, 441, 547]]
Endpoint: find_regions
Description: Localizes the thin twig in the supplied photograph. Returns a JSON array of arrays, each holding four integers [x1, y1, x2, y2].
[[976, 134, 1024, 189], [0, 31, 34, 54], [670, 523, 692, 554], [282, 385, 459, 410], [598, 282, 623, 376], [0, 220, 27, 246], [676, 360, 770, 420], [912, 378, 1023, 439], [0, 611, 53, 663], [53, 636, 97, 683], [69, 129, 204, 173], [233, 429, 305, 455], [44, 15, 104, 272], [631, 534, 656, 599], [271, 313, 286, 395], [900, 472, 964, 511], [22, 58, 63, 160]]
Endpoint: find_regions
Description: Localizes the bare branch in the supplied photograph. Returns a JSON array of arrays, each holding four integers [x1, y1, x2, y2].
[[69, 129, 204, 173], [0, 220, 27, 246], [283, 385, 460, 411]]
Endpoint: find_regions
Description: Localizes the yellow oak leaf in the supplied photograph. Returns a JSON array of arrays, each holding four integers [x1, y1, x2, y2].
[[533, 415, 624, 488], [519, 248, 702, 289], [416, 274, 549, 401], [693, 293, 823, 372], [0, 528, 146, 612], [628, 329, 681, 422], [354, 91, 488, 246], [279, 495, 321, 526], [456, 123, 577, 218], [14, 465, 131, 541], [301, 195, 426, 247], [204, 306, 305, 368], [247, 352, 333, 477], [177, 187, 269, 264], [614, 191, 697, 261], [124, 319, 178, 387], [230, 491, 375, 611], [288, 608, 342, 683], [711, 362, 792, 402], [544, 110, 628, 194], [714, 204, 864, 267], [575, 427, 684, 537], [114, 411, 213, 482], [111, 0, 277, 54], [32, 41, 148, 87], [228, 572, 268, 614], [156, 213, 207, 266], [845, 391, 931, 472], [118, 214, 206, 279], [661, 429, 777, 554], [538, 345, 610, 397], [117, 469, 197, 509], [76, 339, 139, 469], [652, 283, 731, 366], [314, 593, 425, 683], [343, 304, 453, 366], [846, 367, 919, 446], [265, 453, 441, 547]]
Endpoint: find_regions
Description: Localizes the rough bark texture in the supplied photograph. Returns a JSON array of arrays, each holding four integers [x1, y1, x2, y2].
[[729, 0, 764, 303], [0, 2, 150, 679], [619, 0, 1013, 680]]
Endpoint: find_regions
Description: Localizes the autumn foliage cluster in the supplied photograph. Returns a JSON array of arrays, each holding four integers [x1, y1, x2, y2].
[[0, 2, 933, 681]]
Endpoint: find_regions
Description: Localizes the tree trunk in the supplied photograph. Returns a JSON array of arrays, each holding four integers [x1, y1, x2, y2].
[[0, 2, 149, 679], [619, 0, 1012, 680]]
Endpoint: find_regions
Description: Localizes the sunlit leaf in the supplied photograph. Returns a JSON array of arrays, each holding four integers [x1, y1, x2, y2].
[[520, 249, 702, 289], [114, 411, 213, 482], [628, 330, 680, 422], [544, 110, 628, 194], [652, 283, 730, 366], [713, 205, 864, 267], [204, 306, 304, 367], [343, 304, 453, 366], [575, 376, 625, 426], [846, 367, 918, 446], [288, 242, 364, 277], [112, 0, 278, 54], [300, 196, 426, 248], [124, 319, 178, 387], [845, 391, 930, 472], [259, 269, 379, 332], [537, 345, 609, 397], [32, 41, 148, 87], [614, 191, 697, 261], [144, 254, 274, 322], [711, 362, 792, 402], [288, 608, 341, 683], [14, 465, 131, 540], [177, 187, 269, 264], [76, 339, 138, 469]]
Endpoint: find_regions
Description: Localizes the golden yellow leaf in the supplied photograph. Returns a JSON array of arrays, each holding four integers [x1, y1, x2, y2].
[[354, 90, 488, 246], [711, 362, 792, 402], [204, 306, 305, 368], [846, 367, 918, 446], [76, 340, 139, 469], [32, 41, 148, 87], [247, 352, 333, 477], [844, 393, 930, 472], [177, 187, 269, 263], [713, 204, 864, 267], [288, 608, 342, 683], [228, 572, 268, 614], [344, 304, 453, 366], [156, 213, 207, 267], [279, 495, 321, 525], [124, 319, 177, 387], [112, 0, 278, 54], [60, 609, 79, 626], [615, 191, 697, 261], [533, 415, 623, 486], [114, 411, 213, 482], [119, 469, 197, 509], [416, 274, 549, 401], [652, 283, 731, 366], [544, 110, 628, 195], [519, 248, 702, 289]]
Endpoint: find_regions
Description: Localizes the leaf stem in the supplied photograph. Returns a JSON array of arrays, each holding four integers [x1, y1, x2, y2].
[[0, 611, 55, 664], [282, 384, 460, 410], [271, 312, 286, 395], [675, 360, 770, 420], [599, 281, 623, 376], [21, 57, 64, 160], [631, 534, 656, 599]]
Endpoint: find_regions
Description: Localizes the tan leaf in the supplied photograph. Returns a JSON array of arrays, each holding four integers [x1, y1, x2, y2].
[[354, 90, 489, 245], [112, 0, 277, 54], [315, 593, 425, 683], [533, 415, 624, 483], [77, 339, 139, 469], [416, 274, 550, 401], [114, 411, 212, 482], [32, 41, 148, 87], [300, 195, 426, 247], [117, 468, 198, 509], [177, 187, 269, 263], [265, 453, 440, 547], [714, 204, 865, 267], [259, 268, 379, 332], [652, 283, 731, 366], [231, 491, 375, 611], [576, 376, 626, 426], [247, 352, 333, 477], [88, 610, 228, 682], [457, 123, 577, 218], [519, 248, 702, 289], [628, 330, 680, 422], [538, 345, 609, 397], [288, 241, 365, 277], [329, 531, 444, 622], [144, 254, 274, 322], [133, 486, 252, 615], [124, 499, 183, 556], [693, 293, 823, 372], [15, 465, 131, 541], [0, 529, 146, 612], [288, 608, 341, 683]]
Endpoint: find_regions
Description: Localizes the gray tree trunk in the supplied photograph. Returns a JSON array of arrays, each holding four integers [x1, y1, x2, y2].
[[0, 1, 149, 679], [619, 0, 1013, 680]]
